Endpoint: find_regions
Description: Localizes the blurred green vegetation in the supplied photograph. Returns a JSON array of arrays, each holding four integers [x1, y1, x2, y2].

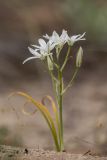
[[62, 0, 107, 44]]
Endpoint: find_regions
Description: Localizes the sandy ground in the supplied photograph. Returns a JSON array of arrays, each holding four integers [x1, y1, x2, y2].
[[0, 145, 107, 160]]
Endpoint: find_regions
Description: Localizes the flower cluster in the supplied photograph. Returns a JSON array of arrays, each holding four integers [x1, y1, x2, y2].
[[23, 30, 86, 64]]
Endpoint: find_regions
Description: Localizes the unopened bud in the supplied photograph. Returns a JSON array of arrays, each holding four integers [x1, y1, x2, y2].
[[76, 47, 83, 67]]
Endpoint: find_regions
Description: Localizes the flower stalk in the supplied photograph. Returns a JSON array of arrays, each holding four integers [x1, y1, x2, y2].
[[58, 69, 64, 150]]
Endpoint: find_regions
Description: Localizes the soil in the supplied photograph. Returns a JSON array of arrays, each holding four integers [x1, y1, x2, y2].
[[0, 145, 107, 160]]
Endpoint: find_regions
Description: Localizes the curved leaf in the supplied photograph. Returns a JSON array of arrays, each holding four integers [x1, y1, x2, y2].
[[9, 92, 60, 151]]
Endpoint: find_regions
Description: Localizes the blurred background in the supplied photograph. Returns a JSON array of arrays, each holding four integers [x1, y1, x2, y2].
[[0, 0, 107, 154]]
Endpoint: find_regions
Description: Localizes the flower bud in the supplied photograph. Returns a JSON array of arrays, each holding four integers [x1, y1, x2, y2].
[[76, 46, 83, 67]]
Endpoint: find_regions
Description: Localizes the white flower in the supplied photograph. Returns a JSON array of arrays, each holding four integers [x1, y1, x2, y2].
[[23, 31, 86, 64], [67, 32, 86, 46], [44, 30, 68, 47], [23, 38, 55, 64], [60, 30, 69, 44], [32, 38, 55, 52]]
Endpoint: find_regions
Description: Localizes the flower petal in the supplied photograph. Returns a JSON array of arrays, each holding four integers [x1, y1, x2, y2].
[[52, 31, 59, 40], [49, 43, 56, 50], [78, 32, 86, 39], [60, 30, 67, 38], [43, 34, 50, 39], [23, 56, 39, 64], [70, 35, 80, 40], [28, 47, 40, 57], [31, 45, 41, 49], [38, 39, 47, 48]]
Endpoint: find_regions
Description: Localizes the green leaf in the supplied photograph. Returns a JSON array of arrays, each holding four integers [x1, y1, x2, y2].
[[8, 92, 60, 151]]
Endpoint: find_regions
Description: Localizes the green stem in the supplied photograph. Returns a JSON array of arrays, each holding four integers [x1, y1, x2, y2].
[[50, 72, 58, 105], [49, 55, 59, 69], [62, 68, 79, 95], [61, 46, 71, 72], [58, 69, 64, 151], [49, 70, 61, 148]]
